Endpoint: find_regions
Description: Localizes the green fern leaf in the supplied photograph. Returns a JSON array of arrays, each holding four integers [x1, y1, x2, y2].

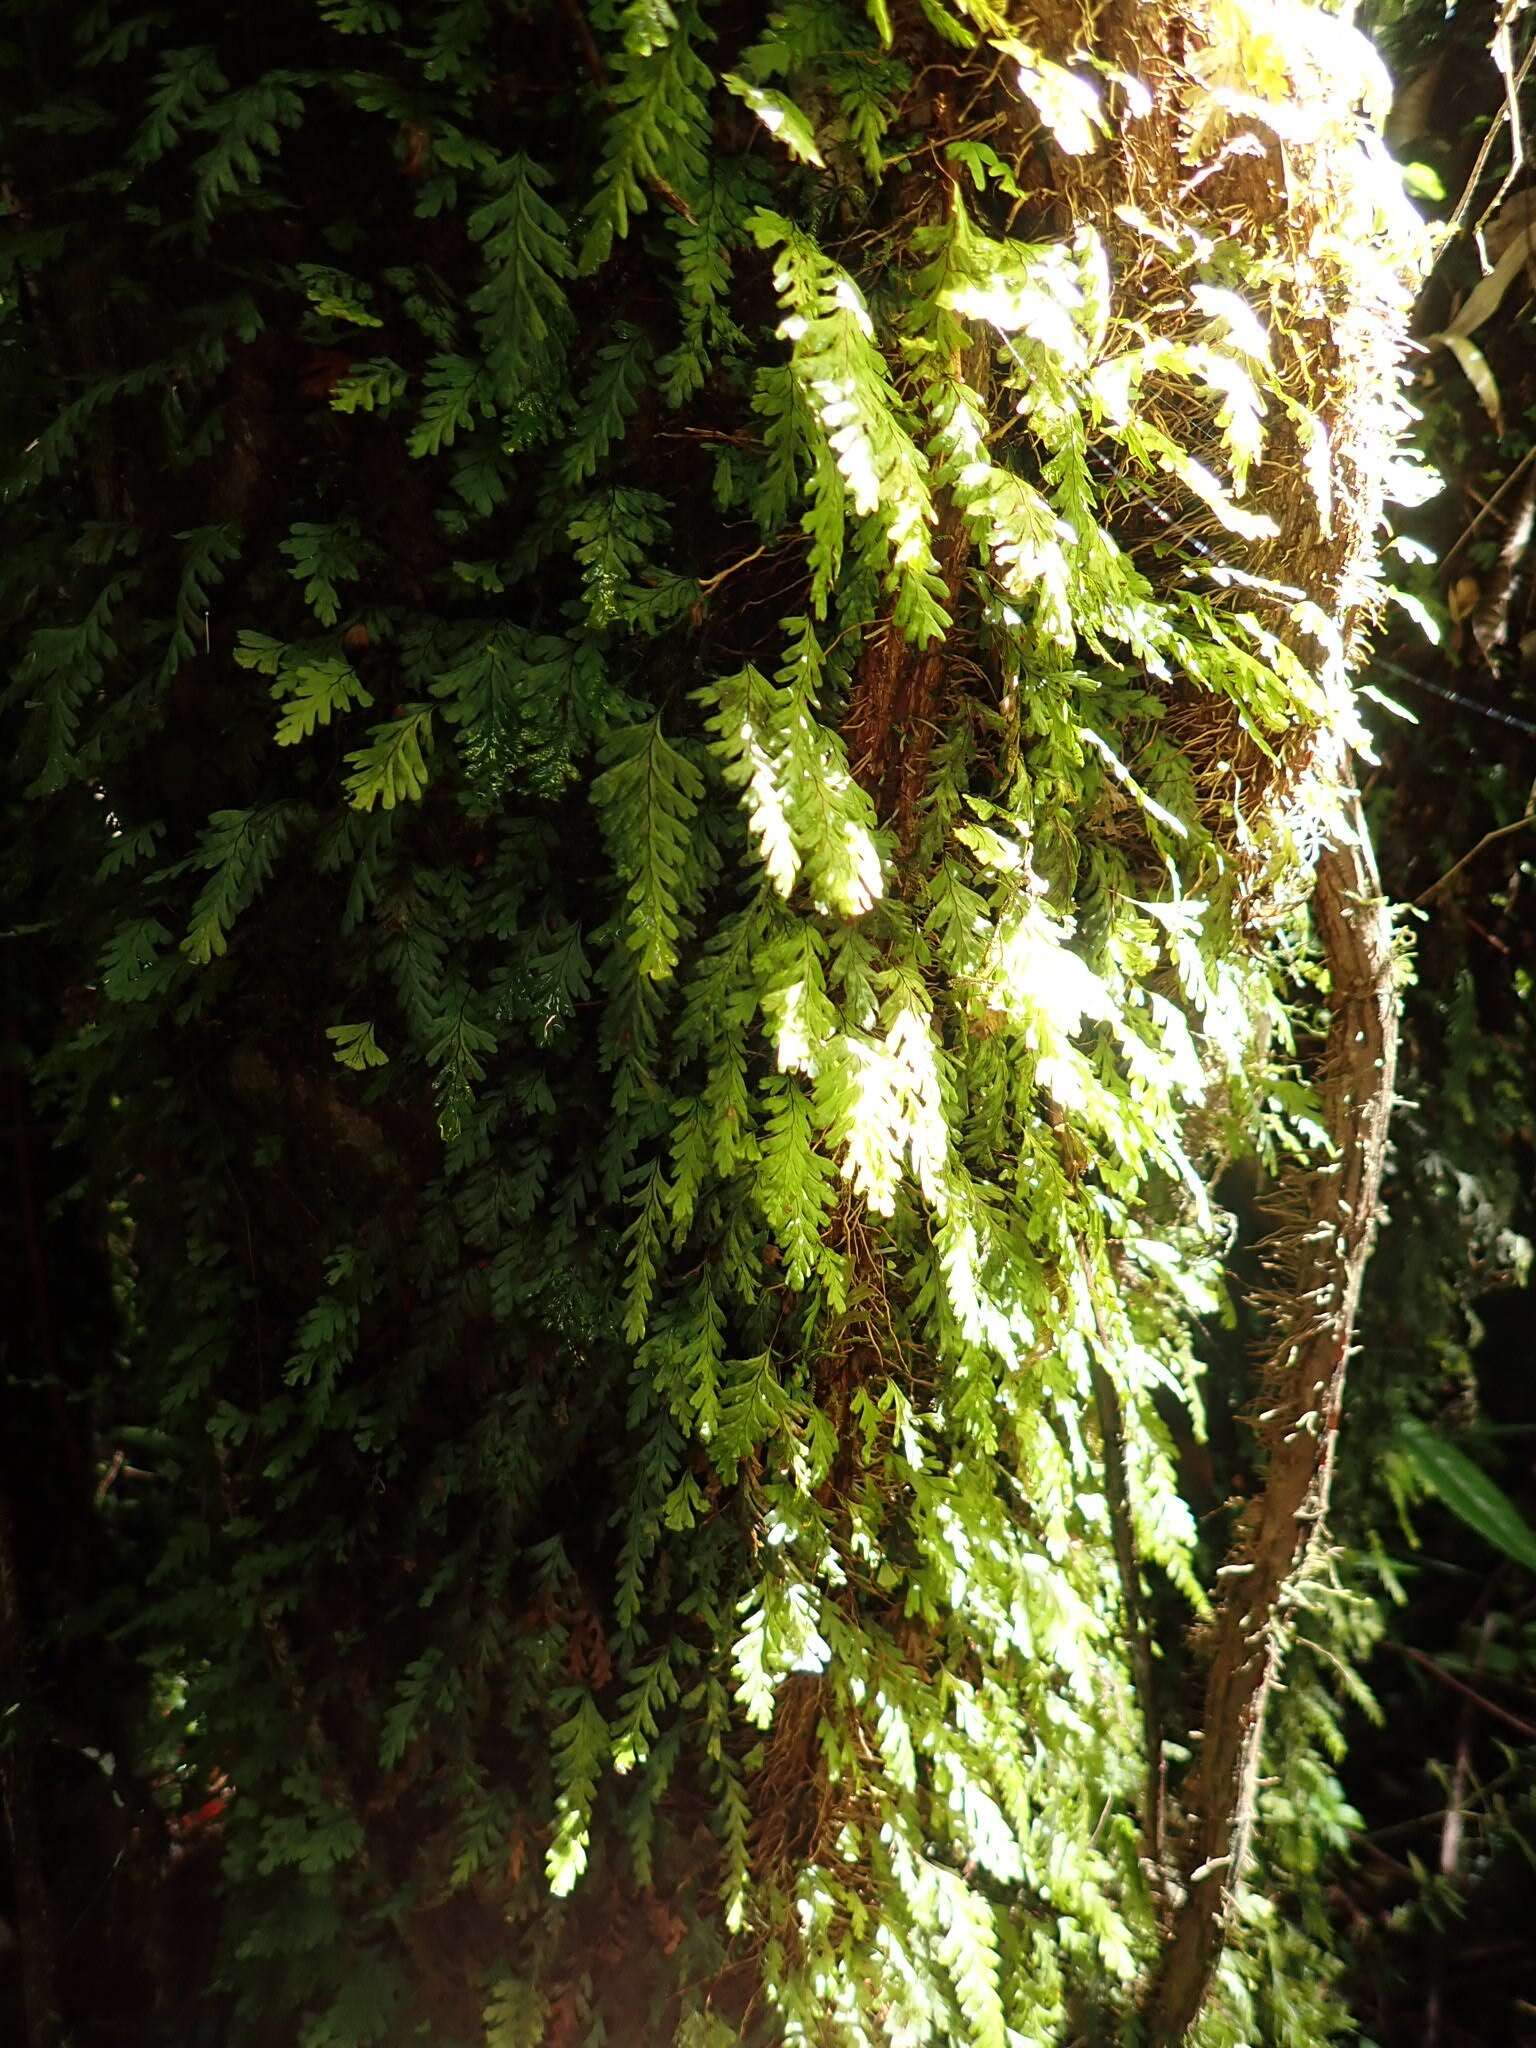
[[591, 716, 704, 981], [580, 0, 712, 271], [342, 707, 434, 811], [325, 1021, 390, 1070]]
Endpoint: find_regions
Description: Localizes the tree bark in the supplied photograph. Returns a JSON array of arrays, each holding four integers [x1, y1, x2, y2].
[[1144, 778, 1399, 2042]]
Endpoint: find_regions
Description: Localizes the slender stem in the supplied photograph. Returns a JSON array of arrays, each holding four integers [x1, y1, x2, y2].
[[697, 546, 767, 596], [1439, 11, 1536, 261], [1425, 1603, 1502, 2048], [1396, 1639, 1536, 1744], [1440, 440, 1536, 573], [1416, 798, 1536, 905]]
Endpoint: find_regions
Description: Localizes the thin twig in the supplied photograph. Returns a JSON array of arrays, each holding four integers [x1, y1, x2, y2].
[[1439, 10, 1536, 264], [1440, 440, 1536, 573], [1395, 1641, 1536, 1743], [655, 428, 763, 448], [697, 545, 767, 596], [1426, 1598, 1502, 2048], [94, 1446, 126, 1505], [1464, 913, 1513, 954], [1373, 653, 1536, 738], [1471, 10, 1535, 265], [1416, 807, 1536, 906]]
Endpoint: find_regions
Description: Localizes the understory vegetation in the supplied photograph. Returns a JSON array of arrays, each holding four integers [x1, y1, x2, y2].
[[1, 1, 1534, 2045]]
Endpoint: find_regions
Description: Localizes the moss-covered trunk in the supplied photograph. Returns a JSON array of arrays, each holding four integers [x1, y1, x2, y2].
[[0, 2, 1420, 2043]]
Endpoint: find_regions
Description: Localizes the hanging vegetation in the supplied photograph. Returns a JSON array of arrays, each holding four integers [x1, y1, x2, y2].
[[0, 0, 1432, 2042]]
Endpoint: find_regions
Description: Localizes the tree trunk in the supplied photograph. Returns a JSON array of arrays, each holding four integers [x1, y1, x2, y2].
[[0, 2, 1420, 2042], [1145, 776, 1400, 2039]]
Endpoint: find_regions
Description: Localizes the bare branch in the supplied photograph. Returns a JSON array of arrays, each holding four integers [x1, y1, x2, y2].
[[1417, 777, 1536, 905]]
